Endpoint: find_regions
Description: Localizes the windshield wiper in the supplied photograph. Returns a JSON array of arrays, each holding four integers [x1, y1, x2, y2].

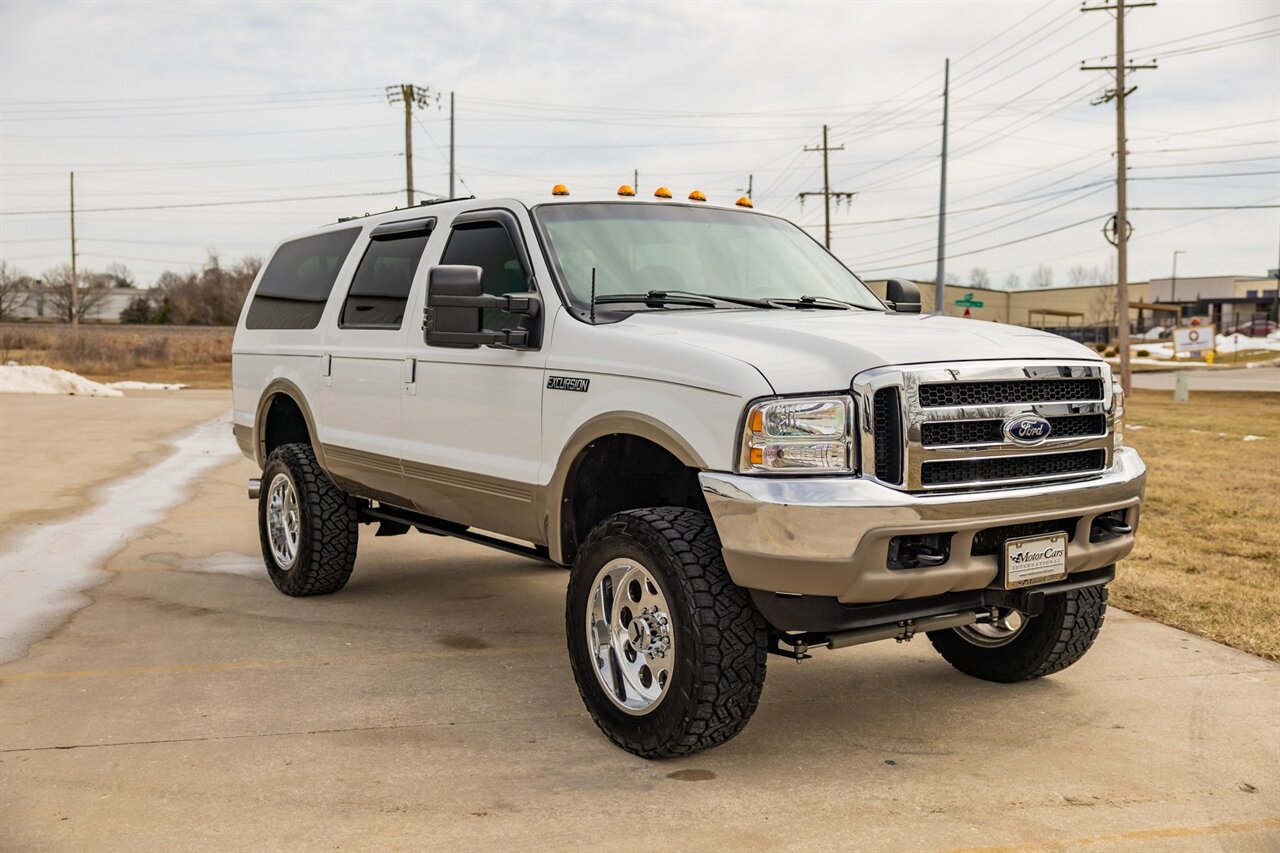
[[593, 290, 773, 310], [768, 295, 873, 311]]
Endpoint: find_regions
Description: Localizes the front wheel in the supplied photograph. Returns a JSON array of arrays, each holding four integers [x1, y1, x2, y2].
[[565, 507, 767, 759], [927, 585, 1108, 682]]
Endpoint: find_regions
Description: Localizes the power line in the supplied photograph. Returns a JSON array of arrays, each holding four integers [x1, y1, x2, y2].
[[0, 189, 404, 216], [1129, 169, 1280, 180], [851, 215, 1105, 274], [1146, 30, 1280, 60], [830, 178, 1114, 227], [0, 87, 380, 107], [1129, 204, 1280, 211]]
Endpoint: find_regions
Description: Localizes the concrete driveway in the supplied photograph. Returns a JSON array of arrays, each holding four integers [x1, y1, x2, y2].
[[2, 393, 1277, 852]]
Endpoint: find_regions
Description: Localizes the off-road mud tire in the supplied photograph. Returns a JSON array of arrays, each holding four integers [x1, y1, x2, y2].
[[928, 585, 1108, 682], [258, 442, 359, 596], [566, 507, 768, 759]]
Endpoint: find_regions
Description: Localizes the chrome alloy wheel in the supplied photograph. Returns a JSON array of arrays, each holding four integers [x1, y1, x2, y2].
[[586, 559, 675, 715], [955, 610, 1026, 648], [266, 472, 300, 569]]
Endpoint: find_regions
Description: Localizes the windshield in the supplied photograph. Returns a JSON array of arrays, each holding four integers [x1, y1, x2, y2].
[[533, 202, 884, 311]]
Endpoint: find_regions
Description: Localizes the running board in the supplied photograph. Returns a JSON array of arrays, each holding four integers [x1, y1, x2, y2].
[[360, 504, 554, 565]]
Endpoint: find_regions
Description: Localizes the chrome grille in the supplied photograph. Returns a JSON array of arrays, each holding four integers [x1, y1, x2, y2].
[[919, 378, 1104, 407], [855, 361, 1115, 491], [921, 414, 1106, 447], [921, 449, 1106, 487]]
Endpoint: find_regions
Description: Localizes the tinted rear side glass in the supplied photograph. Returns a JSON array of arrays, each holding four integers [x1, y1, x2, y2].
[[340, 230, 431, 329], [246, 228, 361, 329]]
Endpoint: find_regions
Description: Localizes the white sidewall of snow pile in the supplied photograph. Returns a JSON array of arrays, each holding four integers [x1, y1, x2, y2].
[[0, 365, 186, 396]]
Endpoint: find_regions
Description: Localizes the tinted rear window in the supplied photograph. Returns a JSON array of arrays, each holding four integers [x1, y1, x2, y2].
[[246, 228, 361, 329]]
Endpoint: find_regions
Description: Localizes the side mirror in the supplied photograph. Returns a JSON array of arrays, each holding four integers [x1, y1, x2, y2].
[[885, 279, 922, 314], [423, 265, 541, 349]]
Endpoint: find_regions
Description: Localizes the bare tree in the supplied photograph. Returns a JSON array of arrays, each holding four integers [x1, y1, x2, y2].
[[0, 260, 30, 321], [1067, 265, 1094, 286], [151, 252, 262, 325], [105, 262, 136, 288], [1088, 281, 1120, 328], [969, 267, 990, 288], [1030, 265, 1054, 289], [41, 263, 110, 322], [1004, 272, 1022, 290], [944, 272, 961, 285]]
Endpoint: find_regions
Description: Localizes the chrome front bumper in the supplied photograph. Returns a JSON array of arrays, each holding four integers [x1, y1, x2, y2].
[[699, 447, 1146, 604]]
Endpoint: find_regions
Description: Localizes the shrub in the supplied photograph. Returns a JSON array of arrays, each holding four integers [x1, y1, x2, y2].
[[1137, 349, 1151, 357], [1104, 347, 1118, 358]]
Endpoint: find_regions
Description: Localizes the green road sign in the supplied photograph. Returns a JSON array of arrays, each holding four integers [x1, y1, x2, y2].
[[954, 292, 984, 308]]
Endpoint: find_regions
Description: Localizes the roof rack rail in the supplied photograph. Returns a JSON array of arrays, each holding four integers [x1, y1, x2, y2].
[[335, 196, 475, 224]]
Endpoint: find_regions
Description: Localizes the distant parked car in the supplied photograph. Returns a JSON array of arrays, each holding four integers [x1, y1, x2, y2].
[[1227, 320, 1278, 337], [1135, 326, 1167, 340]]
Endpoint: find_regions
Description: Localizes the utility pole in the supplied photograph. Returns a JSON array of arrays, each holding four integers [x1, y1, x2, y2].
[[1171, 249, 1185, 305], [634, 168, 639, 192], [449, 91, 456, 199], [386, 84, 434, 207], [1082, 0, 1156, 395], [934, 58, 950, 316], [738, 174, 753, 200], [799, 125, 856, 249], [69, 171, 78, 331]]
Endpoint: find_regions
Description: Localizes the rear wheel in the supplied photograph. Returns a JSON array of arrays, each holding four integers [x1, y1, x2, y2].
[[927, 585, 1108, 682], [565, 507, 767, 759], [258, 443, 359, 596]]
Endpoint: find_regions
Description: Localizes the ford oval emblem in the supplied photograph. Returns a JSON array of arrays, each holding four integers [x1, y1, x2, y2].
[[1003, 414, 1052, 445]]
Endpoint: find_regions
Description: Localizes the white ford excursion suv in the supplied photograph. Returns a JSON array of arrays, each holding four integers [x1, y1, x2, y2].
[[232, 187, 1145, 759]]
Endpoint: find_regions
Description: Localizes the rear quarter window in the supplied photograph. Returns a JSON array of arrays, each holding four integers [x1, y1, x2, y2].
[[245, 228, 361, 330]]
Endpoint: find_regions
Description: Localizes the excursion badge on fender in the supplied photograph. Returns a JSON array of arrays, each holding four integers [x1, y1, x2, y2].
[[548, 376, 590, 393], [1003, 413, 1052, 445]]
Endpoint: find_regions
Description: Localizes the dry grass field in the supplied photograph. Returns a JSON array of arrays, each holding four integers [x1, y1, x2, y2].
[[0, 323, 232, 387], [1118, 389, 1280, 660]]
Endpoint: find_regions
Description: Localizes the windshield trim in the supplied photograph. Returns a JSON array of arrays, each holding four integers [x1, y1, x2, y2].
[[528, 200, 886, 325]]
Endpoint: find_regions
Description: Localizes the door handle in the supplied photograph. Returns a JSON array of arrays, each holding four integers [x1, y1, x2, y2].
[[403, 357, 417, 396]]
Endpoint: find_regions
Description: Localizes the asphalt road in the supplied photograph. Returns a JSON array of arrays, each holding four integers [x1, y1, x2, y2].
[[1130, 364, 1280, 392], [2, 393, 1278, 852]]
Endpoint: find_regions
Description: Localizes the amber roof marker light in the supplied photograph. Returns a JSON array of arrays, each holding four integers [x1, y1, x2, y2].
[[736, 197, 754, 208], [654, 187, 673, 199], [688, 190, 707, 202], [552, 184, 570, 196], [617, 185, 636, 197]]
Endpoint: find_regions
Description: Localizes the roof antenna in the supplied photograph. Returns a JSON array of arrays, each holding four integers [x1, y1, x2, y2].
[[589, 267, 597, 325]]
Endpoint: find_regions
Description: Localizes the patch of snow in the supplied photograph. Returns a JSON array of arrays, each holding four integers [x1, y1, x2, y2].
[[0, 365, 186, 396], [1127, 424, 1147, 430], [1215, 334, 1280, 354], [108, 380, 186, 391], [0, 364, 122, 397], [1243, 435, 1266, 442]]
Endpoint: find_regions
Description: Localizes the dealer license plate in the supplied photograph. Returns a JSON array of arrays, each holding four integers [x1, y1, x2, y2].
[[1003, 533, 1068, 589]]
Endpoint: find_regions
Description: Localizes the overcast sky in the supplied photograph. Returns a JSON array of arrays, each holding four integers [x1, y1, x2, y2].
[[1, 0, 1277, 289]]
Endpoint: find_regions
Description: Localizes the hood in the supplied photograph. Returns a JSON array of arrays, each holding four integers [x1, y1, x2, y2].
[[618, 309, 1101, 393]]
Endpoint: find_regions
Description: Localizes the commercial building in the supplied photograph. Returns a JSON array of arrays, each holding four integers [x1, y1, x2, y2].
[[866, 273, 1278, 340]]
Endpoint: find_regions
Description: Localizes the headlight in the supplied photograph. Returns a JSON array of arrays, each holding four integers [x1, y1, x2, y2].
[[1113, 380, 1125, 447], [740, 396, 854, 474]]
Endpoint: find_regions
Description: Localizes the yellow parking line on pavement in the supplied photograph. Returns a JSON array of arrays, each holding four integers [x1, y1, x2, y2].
[[0, 643, 564, 683], [944, 815, 1280, 853]]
